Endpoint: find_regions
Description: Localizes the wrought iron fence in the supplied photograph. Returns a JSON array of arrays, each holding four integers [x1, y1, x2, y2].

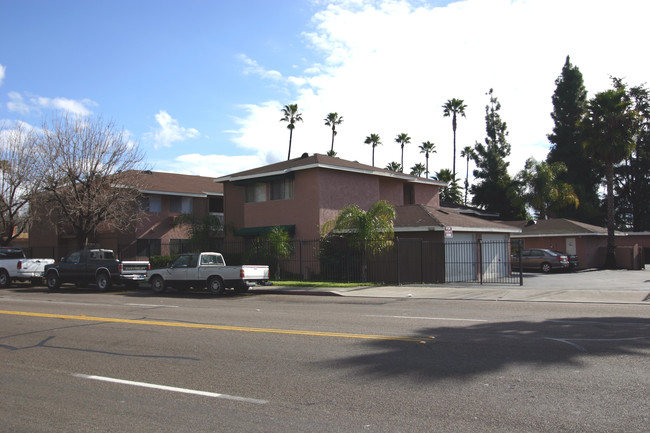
[[119, 238, 523, 286]]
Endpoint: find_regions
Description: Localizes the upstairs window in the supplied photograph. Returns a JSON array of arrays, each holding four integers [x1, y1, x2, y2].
[[209, 196, 224, 213], [270, 178, 294, 200], [245, 183, 266, 203], [140, 196, 161, 213]]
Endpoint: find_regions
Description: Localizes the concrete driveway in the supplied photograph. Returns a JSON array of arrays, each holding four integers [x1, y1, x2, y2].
[[255, 268, 650, 304]]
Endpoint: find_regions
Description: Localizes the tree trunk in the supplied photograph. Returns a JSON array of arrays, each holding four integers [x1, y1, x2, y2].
[[287, 128, 293, 160], [605, 162, 616, 269]]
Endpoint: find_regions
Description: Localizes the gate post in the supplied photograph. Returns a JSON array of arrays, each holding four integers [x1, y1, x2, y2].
[[478, 239, 483, 285], [396, 237, 401, 286]]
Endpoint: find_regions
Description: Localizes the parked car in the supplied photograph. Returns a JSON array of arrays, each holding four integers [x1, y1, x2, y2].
[[0, 247, 55, 288], [516, 248, 570, 273], [554, 251, 579, 270], [44, 249, 150, 291], [146, 252, 269, 295]]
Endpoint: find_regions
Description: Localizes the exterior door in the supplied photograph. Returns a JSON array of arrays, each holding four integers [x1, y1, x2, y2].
[[565, 238, 576, 255]]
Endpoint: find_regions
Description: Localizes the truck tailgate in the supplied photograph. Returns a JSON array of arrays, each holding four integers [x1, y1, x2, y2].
[[241, 265, 269, 280]]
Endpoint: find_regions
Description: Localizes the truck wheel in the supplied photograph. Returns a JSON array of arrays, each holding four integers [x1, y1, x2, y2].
[[234, 283, 249, 293], [96, 272, 112, 292], [0, 270, 10, 288], [46, 272, 61, 291], [207, 276, 225, 295], [150, 275, 166, 294]]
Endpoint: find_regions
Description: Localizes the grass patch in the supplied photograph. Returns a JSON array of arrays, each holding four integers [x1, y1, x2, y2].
[[270, 281, 373, 288]]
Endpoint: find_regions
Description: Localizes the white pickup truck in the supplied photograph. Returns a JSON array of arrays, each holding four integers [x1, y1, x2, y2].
[[0, 247, 55, 288], [146, 252, 269, 295]]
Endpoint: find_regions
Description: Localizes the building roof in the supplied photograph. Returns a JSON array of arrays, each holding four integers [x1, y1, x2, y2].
[[214, 153, 447, 186], [135, 170, 223, 197], [394, 205, 520, 233], [501, 218, 626, 237]]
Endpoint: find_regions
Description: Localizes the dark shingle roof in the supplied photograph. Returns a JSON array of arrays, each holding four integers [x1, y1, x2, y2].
[[395, 205, 519, 233], [137, 171, 223, 196], [501, 218, 625, 237], [214, 153, 446, 186]]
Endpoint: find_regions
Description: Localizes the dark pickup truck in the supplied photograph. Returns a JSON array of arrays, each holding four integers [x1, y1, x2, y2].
[[44, 249, 150, 291]]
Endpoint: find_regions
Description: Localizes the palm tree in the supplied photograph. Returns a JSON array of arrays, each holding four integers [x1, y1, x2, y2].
[[322, 200, 396, 282], [394, 133, 410, 172], [442, 98, 467, 176], [410, 163, 426, 177], [418, 141, 436, 178], [385, 162, 402, 172], [517, 158, 579, 220], [280, 104, 303, 160], [459, 145, 476, 206], [364, 133, 382, 166], [435, 169, 463, 204], [324, 112, 343, 155], [580, 87, 636, 268]]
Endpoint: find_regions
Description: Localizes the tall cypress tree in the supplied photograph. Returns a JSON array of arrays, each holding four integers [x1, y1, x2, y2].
[[547, 55, 603, 224], [471, 89, 527, 219], [613, 79, 650, 231]]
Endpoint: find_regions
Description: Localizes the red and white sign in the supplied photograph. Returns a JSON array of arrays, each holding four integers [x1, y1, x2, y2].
[[444, 226, 453, 238]]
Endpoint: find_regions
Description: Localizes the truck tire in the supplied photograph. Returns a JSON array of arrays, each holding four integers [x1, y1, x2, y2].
[[0, 269, 10, 288], [46, 271, 61, 291], [207, 276, 225, 295], [96, 272, 112, 292], [150, 275, 166, 294]]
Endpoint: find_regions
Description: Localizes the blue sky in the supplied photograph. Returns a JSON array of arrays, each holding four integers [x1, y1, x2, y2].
[[1, 0, 648, 179]]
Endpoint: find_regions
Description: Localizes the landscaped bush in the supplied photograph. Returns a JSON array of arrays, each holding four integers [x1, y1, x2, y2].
[[149, 255, 179, 269]]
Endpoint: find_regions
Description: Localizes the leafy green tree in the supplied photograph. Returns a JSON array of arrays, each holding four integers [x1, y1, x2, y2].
[[410, 163, 426, 177], [581, 86, 636, 268], [324, 112, 343, 155], [547, 56, 602, 224], [364, 133, 381, 166], [434, 169, 462, 205], [459, 145, 476, 206], [612, 79, 650, 231], [418, 141, 436, 178], [442, 98, 467, 176], [394, 133, 410, 173], [322, 200, 396, 282], [280, 104, 303, 160], [471, 89, 527, 219], [385, 162, 402, 172], [518, 158, 578, 219], [265, 226, 293, 280]]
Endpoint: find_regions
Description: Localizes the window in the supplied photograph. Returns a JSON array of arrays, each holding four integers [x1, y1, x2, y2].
[[209, 196, 224, 213], [170, 239, 192, 255], [137, 239, 161, 257], [140, 196, 161, 213], [270, 178, 294, 200], [182, 197, 192, 213], [245, 183, 266, 203]]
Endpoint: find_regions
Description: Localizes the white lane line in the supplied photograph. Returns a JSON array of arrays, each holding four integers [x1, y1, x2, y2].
[[73, 374, 268, 405], [365, 314, 488, 322]]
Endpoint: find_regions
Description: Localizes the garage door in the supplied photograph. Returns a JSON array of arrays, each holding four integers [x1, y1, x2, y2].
[[481, 234, 509, 280], [445, 233, 477, 282]]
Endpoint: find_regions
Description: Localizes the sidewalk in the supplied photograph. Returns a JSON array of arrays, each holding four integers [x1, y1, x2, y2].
[[252, 269, 650, 305]]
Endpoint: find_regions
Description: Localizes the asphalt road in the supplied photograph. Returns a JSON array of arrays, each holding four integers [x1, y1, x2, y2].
[[1, 286, 649, 432]]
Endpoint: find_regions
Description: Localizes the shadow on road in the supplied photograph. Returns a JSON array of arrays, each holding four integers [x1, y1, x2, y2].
[[315, 317, 650, 381]]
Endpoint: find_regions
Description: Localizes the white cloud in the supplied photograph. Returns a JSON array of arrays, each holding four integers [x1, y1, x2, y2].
[[230, 0, 650, 179], [238, 54, 283, 81], [0, 64, 5, 86], [145, 110, 200, 150], [6, 91, 96, 117], [156, 153, 267, 178]]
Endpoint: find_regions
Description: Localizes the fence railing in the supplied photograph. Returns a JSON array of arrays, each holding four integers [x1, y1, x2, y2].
[[116, 238, 523, 286]]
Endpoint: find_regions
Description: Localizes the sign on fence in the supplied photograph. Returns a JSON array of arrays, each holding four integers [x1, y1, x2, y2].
[[444, 226, 453, 239]]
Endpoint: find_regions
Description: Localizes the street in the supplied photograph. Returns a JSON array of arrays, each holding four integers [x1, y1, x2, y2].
[[1, 286, 649, 432]]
